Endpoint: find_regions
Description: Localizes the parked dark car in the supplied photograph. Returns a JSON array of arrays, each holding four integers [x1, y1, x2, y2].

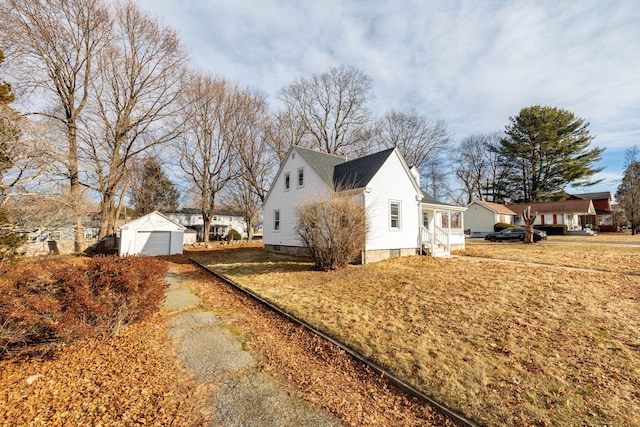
[[484, 227, 547, 242]]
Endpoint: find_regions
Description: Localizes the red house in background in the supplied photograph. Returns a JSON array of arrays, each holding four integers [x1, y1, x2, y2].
[[568, 192, 617, 232]]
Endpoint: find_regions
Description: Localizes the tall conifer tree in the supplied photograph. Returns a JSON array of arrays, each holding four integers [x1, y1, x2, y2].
[[500, 105, 604, 202]]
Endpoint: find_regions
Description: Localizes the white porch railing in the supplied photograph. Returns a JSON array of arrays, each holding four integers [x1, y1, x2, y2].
[[420, 225, 450, 256]]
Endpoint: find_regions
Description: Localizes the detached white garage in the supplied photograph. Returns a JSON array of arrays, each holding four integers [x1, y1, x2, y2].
[[119, 211, 185, 256]]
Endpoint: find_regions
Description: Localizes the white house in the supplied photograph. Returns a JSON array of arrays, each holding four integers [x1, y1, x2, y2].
[[118, 211, 185, 256], [262, 146, 466, 263], [507, 199, 596, 231], [165, 208, 249, 241], [465, 200, 517, 237]]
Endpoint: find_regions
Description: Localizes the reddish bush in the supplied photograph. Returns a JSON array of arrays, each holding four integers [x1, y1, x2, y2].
[[0, 256, 167, 357]]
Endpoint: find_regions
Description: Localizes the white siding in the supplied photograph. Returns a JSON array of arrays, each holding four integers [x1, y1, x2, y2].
[[465, 203, 499, 234], [364, 151, 421, 251], [263, 151, 334, 247], [118, 211, 184, 256]]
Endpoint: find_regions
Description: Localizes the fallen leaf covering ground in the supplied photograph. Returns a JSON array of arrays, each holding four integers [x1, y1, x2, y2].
[[192, 244, 640, 427], [1, 248, 458, 427], [0, 317, 213, 426], [169, 255, 456, 427]]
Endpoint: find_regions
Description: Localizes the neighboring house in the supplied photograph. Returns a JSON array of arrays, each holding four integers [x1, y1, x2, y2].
[[119, 211, 185, 256], [262, 145, 466, 262], [567, 192, 616, 231], [465, 200, 517, 237], [165, 208, 249, 240], [507, 200, 596, 231]]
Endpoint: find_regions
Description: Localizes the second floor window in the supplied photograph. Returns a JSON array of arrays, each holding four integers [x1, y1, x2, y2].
[[297, 168, 304, 187], [284, 172, 290, 190]]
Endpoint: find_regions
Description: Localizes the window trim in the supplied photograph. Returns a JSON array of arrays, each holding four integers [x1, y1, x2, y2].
[[297, 167, 304, 188], [274, 209, 280, 232], [389, 200, 401, 230]]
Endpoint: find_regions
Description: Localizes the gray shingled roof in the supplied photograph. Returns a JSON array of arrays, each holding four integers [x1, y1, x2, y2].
[[292, 146, 455, 209], [332, 148, 395, 189], [294, 146, 346, 186], [421, 190, 457, 207]]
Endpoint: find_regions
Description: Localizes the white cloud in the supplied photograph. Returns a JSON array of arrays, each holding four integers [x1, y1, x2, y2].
[[137, 0, 640, 190]]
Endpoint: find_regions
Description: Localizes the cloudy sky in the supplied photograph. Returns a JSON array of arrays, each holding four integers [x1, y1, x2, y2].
[[137, 0, 639, 195]]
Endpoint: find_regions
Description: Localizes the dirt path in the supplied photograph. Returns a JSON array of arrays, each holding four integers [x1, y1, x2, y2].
[[163, 269, 339, 426]]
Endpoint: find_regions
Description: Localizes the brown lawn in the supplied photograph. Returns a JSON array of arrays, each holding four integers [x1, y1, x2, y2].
[[460, 236, 640, 275], [191, 243, 640, 427]]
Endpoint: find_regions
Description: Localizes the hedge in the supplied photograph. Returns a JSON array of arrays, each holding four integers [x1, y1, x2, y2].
[[494, 222, 516, 232], [0, 255, 168, 357]]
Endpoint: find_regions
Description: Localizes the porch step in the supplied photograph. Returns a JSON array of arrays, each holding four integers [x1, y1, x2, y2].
[[422, 245, 450, 258]]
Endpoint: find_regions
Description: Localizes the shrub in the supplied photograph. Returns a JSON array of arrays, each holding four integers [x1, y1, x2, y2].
[[226, 228, 242, 241], [0, 256, 167, 357], [296, 196, 367, 271], [0, 208, 25, 271], [494, 222, 516, 232], [534, 224, 568, 235]]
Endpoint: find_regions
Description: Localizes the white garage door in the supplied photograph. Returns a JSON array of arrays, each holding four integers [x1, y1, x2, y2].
[[134, 231, 170, 256]]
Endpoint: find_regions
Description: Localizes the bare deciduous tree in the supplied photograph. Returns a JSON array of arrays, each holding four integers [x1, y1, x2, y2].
[[278, 65, 374, 157], [228, 89, 277, 240], [616, 146, 640, 235], [178, 74, 245, 243], [374, 110, 449, 175], [452, 132, 511, 204], [82, 2, 187, 238], [234, 92, 277, 204], [421, 156, 451, 202], [264, 110, 306, 162], [0, 0, 111, 251], [224, 179, 261, 241], [0, 109, 58, 205]]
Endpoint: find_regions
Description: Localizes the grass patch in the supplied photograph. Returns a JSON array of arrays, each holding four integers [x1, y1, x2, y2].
[[190, 246, 640, 426]]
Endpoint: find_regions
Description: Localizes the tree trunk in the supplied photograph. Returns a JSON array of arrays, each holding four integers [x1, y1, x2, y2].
[[98, 190, 117, 239], [246, 218, 254, 241], [69, 125, 85, 252], [114, 182, 129, 230], [523, 206, 536, 244], [202, 212, 211, 243]]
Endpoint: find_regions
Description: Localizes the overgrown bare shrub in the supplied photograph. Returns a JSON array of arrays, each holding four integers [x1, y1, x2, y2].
[[296, 196, 367, 271], [0, 256, 167, 357]]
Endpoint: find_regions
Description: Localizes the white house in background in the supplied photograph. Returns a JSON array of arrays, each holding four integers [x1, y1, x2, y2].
[[262, 145, 466, 263], [465, 200, 517, 237], [165, 208, 249, 240], [119, 211, 185, 256], [507, 199, 596, 231]]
